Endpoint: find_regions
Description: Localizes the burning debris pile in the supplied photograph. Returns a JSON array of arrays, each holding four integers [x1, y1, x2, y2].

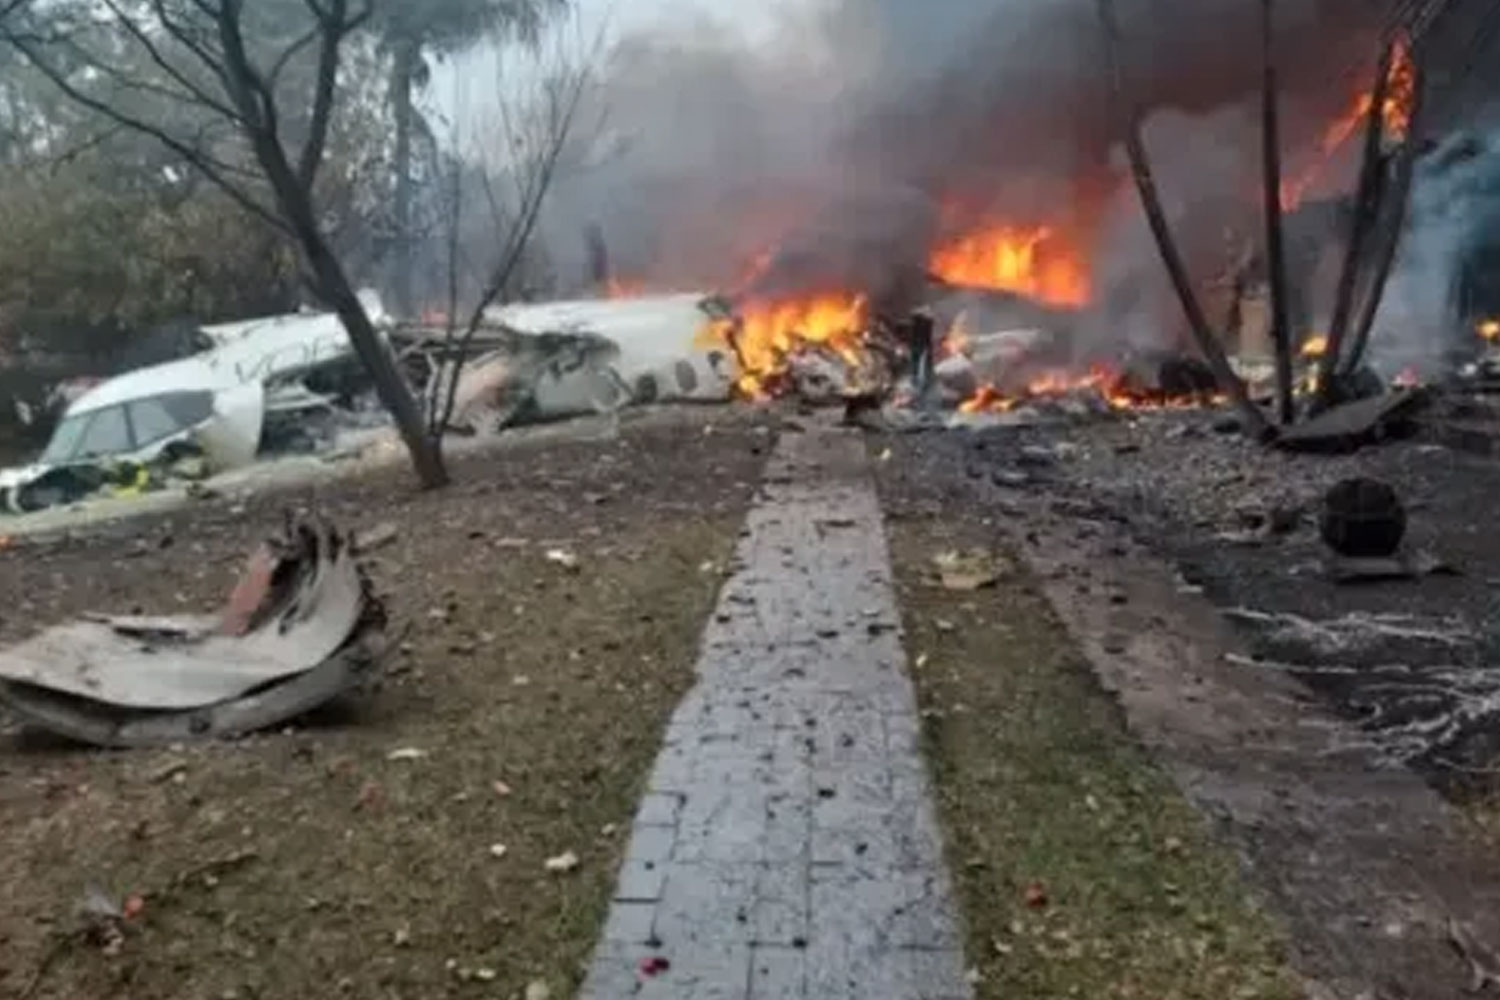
[[688, 267, 1228, 430]]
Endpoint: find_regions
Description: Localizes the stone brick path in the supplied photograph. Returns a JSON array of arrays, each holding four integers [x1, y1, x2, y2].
[[578, 423, 972, 999]]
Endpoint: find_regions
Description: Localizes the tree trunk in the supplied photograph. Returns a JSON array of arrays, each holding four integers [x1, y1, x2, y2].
[[1317, 39, 1395, 406], [391, 37, 417, 321], [253, 128, 448, 488], [1097, 0, 1272, 441], [1260, 0, 1296, 426], [1344, 61, 1427, 375], [313, 237, 449, 489]]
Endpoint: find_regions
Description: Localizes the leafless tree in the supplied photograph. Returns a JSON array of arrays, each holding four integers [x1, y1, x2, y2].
[[1259, 0, 1295, 426], [425, 21, 599, 435], [0, 0, 449, 487], [1314, 39, 1399, 406], [1096, 0, 1272, 440]]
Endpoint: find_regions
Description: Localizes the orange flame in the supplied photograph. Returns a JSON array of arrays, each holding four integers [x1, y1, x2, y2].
[[929, 226, 1091, 308], [704, 292, 870, 399], [1478, 318, 1500, 342], [606, 278, 647, 299], [1301, 334, 1329, 358], [957, 364, 1224, 415], [1281, 37, 1416, 212]]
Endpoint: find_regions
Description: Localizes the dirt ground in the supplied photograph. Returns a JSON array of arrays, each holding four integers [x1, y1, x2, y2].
[[0, 411, 771, 1000], [900, 411, 1500, 784], [877, 471, 1301, 1000], [874, 411, 1500, 997]]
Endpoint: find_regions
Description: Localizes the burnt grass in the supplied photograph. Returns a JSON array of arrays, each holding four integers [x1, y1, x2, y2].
[[0, 411, 771, 1000], [882, 410, 1500, 798]]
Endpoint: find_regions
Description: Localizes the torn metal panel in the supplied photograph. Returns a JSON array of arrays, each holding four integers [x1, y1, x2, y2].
[[196, 382, 265, 470], [484, 293, 738, 406], [0, 518, 382, 740], [0, 629, 385, 749], [433, 293, 739, 432]]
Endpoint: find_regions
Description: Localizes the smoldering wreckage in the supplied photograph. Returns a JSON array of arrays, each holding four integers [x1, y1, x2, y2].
[[7, 97, 1500, 748], [0, 261, 1472, 747]]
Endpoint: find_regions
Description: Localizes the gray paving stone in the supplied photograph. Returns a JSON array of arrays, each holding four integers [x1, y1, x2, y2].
[[602, 901, 659, 945], [749, 946, 807, 999], [638, 793, 685, 828], [578, 424, 972, 1000], [648, 742, 697, 794], [810, 870, 963, 950], [617, 860, 668, 903], [627, 823, 679, 865], [651, 862, 758, 951], [633, 944, 752, 1000], [752, 863, 809, 946]]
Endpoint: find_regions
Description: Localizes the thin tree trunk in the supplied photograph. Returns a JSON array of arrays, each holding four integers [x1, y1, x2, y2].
[[1260, 0, 1296, 426], [252, 128, 448, 488], [1317, 38, 1395, 405], [391, 37, 417, 320], [316, 240, 450, 488], [1096, 0, 1271, 440], [1344, 60, 1427, 375]]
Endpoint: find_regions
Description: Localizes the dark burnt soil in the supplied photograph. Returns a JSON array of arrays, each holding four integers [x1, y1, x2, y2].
[[0, 410, 772, 1000], [918, 413, 1500, 788], [874, 419, 1500, 999]]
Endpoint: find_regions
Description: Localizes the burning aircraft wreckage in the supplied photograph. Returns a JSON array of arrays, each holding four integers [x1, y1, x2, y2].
[[0, 267, 1231, 518], [11, 5, 1500, 516]]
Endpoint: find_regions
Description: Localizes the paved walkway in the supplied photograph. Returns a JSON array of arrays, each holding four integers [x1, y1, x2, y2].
[[579, 423, 972, 999]]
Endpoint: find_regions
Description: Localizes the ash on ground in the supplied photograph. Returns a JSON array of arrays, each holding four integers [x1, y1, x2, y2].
[[884, 408, 1500, 792]]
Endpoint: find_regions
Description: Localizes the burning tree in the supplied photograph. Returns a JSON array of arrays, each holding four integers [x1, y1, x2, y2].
[[0, 0, 454, 487], [1096, 0, 1448, 439]]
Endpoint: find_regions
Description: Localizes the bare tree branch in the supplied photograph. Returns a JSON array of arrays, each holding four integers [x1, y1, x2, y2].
[[296, 0, 343, 189], [433, 47, 593, 434], [150, 0, 232, 87], [100, 0, 241, 121], [1, 0, 451, 487], [267, 24, 318, 89], [1, 26, 287, 232], [0, 0, 32, 24]]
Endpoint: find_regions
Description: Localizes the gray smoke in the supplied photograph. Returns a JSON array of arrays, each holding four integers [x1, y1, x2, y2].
[[540, 0, 1394, 343], [1371, 128, 1500, 375]]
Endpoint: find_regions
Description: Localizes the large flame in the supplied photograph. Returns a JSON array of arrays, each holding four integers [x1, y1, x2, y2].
[[704, 292, 870, 398], [928, 225, 1091, 308], [1281, 37, 1417, 212]]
